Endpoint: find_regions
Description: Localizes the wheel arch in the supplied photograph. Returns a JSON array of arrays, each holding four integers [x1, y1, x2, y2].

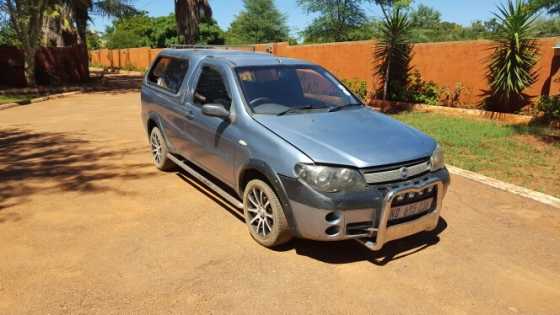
[[238, 159, 299, 237], [145, 112, 174, 152], [146, 112, 164, 136]]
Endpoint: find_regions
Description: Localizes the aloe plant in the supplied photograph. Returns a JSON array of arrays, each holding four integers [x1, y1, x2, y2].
[[487, 0, 539, 111], [374, 7, 413, 101]]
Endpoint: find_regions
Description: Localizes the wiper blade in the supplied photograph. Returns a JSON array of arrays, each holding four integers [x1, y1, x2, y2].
[[277, 105, 314, 116], [328, 103, 363, 112]]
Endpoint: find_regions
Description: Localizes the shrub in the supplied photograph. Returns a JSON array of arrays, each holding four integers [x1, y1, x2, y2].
[[440, 82, 464, 107], [342, 79, 368, 101], [90, 63, 106, 69], [122, 63, 146, 72], [406, 71, 440, 105], [486, 0, 539, 112], [373, 70, 442, 106], [537, 95, 560, 120], [374, 7, 413, 101]]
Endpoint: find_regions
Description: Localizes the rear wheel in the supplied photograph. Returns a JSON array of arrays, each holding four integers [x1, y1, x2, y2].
[[149, 127, 176, 171], [243, 179, 292, 248]]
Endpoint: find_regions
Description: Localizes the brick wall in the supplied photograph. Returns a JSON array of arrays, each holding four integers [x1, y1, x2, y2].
[[257, 38, 560, 105], [0, 46, 88, 87], [89, 38, 560, 105]]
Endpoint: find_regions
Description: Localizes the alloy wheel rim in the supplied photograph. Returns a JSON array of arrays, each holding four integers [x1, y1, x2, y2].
[[247, 187, 274, 237], [150, 132, 162, 164]]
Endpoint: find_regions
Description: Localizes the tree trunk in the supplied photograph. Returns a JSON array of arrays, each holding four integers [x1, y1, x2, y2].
[[73, 4, 90, 80], [175, 0, 186, 44], [23, 45, 38, 87], [383, 60, 390, 100], [175, 0, 212, 45], [43, 4, 78, 47], [5, 0, 49, 86]]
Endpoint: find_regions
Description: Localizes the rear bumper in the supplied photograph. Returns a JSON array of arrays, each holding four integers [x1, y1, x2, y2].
[[280, 168, 449, 250]]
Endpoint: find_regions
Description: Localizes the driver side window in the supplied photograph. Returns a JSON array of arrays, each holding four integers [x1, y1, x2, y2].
[[193, 66, 232, 110]]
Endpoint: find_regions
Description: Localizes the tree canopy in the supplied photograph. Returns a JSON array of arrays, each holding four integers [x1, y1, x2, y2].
[[298, 0, 369, 42], [378, 4, 559, 43], [528, 0, 560, 15], [0, 17, 16, 47], [104, 12, 224, 49], [226, 0, 289, 44]]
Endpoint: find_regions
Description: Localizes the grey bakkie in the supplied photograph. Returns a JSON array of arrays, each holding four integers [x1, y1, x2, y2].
[[141, 48, 450, 251]]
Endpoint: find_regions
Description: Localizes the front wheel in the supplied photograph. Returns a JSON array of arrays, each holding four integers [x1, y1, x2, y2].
[[149, 127, 176, 171], [243, 179, 292, 248]]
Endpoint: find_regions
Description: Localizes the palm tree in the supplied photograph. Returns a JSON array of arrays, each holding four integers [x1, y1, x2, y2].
[[174, 0, 212, 45], [69, 0, 136, 46], [374, 7, 413, 101], [487, 0, 539, 112], [43, 4, 77, 47], [64, 0, 136, 77]]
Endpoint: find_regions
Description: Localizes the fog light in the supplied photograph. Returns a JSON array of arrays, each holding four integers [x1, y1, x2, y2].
[[325, 226, 340, 236], [397, 195, 404, 201], [325, 211, 341, 224], [408, 193, 415, 198]]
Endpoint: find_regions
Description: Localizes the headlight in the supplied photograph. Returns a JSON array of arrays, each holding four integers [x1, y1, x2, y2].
[[294, 164, 367, 193], [430, 145, 445, 171]]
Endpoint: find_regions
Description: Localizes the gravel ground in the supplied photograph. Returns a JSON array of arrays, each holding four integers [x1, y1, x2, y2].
[[1, 91, 560, 314]]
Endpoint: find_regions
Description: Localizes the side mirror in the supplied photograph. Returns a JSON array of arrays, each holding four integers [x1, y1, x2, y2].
[[202, 103, 230, 119]]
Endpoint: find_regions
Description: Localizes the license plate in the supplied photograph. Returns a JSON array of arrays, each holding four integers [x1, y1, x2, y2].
[[390, 198, 434, 221]]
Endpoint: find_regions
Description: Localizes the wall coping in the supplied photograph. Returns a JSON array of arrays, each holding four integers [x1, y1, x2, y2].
[[250, 36, 560, 50], [0, 86, 82, 95]]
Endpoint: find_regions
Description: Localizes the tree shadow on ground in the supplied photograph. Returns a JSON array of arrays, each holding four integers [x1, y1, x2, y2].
[[0, 128, 156, 220], [510, 122, 560, 145], [0, 73, 144, 111], [83, 72, 144, 95]]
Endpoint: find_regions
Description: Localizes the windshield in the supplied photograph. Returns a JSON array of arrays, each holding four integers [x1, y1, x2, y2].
[[235, 65, 361, 115]]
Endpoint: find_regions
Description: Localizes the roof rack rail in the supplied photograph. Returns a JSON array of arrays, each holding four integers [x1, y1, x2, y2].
[[170, 44, 256, 52]]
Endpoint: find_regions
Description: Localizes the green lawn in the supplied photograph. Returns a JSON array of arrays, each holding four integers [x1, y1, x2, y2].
[[0, 94, 37, 105], [393, 112, 560, 197]]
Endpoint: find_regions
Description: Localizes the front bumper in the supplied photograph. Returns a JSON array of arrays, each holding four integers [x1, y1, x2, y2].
[[280, 168, 449, 250]]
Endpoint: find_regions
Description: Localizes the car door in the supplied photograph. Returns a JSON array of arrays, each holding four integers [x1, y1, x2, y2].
[[183, 61, 237, 186], [144, 56, 192, 156]]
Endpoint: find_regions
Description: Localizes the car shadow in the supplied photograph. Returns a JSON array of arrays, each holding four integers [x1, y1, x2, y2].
[[175, 170, 245, 222], [285, 218, 447, 266], [173, 168, 448, 266]]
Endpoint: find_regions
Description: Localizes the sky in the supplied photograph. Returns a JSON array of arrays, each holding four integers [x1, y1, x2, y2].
[[91, 0, 501, 36]]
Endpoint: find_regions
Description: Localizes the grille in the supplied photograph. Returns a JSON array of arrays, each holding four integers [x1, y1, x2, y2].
[[362, 157, 431, 184], [391, 185, 437, 207]]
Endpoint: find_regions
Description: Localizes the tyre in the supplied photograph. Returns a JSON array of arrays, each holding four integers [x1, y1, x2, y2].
[[149, 127, 176, 171], [243, 179, 292, 248]]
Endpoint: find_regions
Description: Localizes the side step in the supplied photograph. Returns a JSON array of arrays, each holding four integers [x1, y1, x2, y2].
[[167, 154, 244, 209]]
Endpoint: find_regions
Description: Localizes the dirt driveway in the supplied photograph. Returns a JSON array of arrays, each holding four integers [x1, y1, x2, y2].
[[1, 91, 560, 314]]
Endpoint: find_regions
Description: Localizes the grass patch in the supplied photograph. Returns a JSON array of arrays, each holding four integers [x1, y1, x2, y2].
[[0, 94, 41, 105], [393, 112, 560, 197]]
